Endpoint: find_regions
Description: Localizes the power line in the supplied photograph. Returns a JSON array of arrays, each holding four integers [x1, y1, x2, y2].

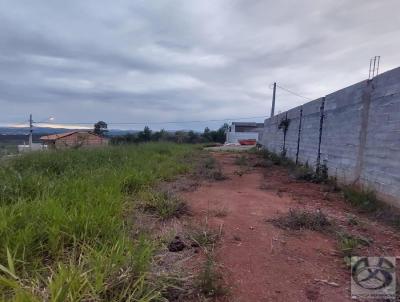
[[270, 83, 312, 101], [29, 115, 268, 126]]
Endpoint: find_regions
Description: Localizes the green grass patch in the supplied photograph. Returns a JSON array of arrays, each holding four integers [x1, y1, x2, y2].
[[342, 186, 380, 213], [196, 254, 226, 298], [0, 143, 196, 300], [136, 190, 188, 220]]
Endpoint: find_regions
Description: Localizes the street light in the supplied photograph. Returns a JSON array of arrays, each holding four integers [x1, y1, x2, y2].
[[29, 115, 55, 147]]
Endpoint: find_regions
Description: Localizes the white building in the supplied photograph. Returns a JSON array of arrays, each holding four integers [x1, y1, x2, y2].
[[225, 122, 264, 144], [17, 143, 47, 153]]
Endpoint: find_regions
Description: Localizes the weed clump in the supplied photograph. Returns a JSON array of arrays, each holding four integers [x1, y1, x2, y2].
[[196, 156, 227, 181], [336, 232, 371, 260], [212, 207, 228, 218], [137, 190, 188, 220], [258, 149, 295, 167], [234, 155, 248, 166], [342, 187, 379, 213], [291, 164, 315, 181], [343, 186, 400, 228], [121, 173, 149, 194], [197, 254, 226, 298], [188, 226, 220, 247], [270, 209, 331, 232], [290, 162, 330, 184]]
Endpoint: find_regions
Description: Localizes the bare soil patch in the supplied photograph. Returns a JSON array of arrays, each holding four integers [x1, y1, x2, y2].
[[180, 152, 400, 302]]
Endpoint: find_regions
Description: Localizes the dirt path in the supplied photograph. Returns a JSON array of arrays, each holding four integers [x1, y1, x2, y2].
[[182, 152, 400, 302]]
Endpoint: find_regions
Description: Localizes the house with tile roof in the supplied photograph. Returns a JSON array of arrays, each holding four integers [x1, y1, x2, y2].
[[40, 131, 108, 149]]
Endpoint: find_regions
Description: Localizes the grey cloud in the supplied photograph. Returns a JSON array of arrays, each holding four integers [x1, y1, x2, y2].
[[0, 0, 400, 130]]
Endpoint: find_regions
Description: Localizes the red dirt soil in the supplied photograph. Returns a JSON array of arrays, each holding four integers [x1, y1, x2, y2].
[[181, 152, 400, 302]]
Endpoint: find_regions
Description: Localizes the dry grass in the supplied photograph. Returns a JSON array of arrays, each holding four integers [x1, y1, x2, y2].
[[212, 206, 229, 218], [195, 155, 227, 181], [269, 209, 331, 232]]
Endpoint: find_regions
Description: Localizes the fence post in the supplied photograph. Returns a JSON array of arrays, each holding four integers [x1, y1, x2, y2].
[[316, 98, 325, 173], [295, 107, 303, 165]]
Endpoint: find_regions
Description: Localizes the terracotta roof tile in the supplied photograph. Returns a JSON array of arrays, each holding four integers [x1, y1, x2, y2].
[[40, 131, 84, 141]]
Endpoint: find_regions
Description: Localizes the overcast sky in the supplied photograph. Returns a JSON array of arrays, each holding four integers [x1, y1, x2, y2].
[[1, 0, 400, 130]]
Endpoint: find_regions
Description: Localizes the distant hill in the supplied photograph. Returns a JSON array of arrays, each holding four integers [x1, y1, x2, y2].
[[0, 127, 139, 136], [0, 127, 75, 135]]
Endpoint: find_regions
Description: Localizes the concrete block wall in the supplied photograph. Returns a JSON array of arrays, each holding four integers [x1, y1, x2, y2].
[[297, 98, 324, 166], [259, 66, 400, 206], [261, 115, 281, 153], [284, 106, 302, 160], [360, 67, 400, 205], [321, 81, 367, 182]]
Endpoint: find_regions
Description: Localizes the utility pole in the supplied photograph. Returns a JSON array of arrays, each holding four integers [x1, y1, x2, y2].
[[270, 82, 276, 117], [29, 113, 33, 148]]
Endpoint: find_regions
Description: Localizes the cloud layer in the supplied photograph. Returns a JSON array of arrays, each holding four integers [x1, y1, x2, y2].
[[1, 0, 400, 130]]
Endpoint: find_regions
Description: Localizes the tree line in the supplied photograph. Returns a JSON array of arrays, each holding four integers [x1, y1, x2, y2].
[[109, 124, 228, 145]]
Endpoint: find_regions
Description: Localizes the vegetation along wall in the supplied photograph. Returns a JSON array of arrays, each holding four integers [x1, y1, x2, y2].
[[259, 67, 400, 206]]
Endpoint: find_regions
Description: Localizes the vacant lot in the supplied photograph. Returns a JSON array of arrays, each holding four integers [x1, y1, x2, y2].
[[2, 145, 399, 301]]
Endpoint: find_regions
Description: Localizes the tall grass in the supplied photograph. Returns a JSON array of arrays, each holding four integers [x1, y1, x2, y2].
[[0, 143, 195, 301]]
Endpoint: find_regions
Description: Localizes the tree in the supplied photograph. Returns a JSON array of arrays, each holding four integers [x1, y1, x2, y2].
[[151, 129, 168, 141], [202, 124, 228, 143], [215, 123, 229, 143], [138, 126, 152, 142], [94, 121, 108, 136], [188, 130, 199, 143], [202, 127, 212, 142]]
